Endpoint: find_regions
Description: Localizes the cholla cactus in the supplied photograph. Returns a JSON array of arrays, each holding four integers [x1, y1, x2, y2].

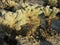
[[0, 2, 60, 37], [43, 6, 52, 16], [0, 0, 60, 45], [43, 6, 60, 21], [22, 4, 43, 36], [41, 6, 60, 38], [0, 4, 43, 36]]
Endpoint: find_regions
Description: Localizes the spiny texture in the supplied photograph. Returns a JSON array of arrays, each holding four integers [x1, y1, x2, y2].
[[0, 3, 60, 37], [0, 0, 60, 45], [0, 4, 42, 36]]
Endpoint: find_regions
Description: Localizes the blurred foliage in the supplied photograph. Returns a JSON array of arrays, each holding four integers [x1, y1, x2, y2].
[[48, 0, 58, 6]]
